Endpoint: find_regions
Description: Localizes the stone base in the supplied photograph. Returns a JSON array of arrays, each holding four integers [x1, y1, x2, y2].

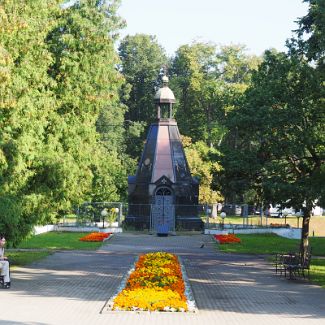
[[124, 215, 203, 231], [123, 216, 150, 231], [176, 217, 204, 231]]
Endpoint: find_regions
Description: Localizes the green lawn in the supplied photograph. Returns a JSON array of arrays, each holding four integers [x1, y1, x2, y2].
[[17, 232, 105, 250], [310, 259, 325, 288], [7, 251, 52, 267], [216, 234, 325, 256], [6, 232, 107, 267], [215, 233, 325, 287]]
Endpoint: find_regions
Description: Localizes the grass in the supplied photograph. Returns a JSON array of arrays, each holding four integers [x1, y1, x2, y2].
[[215, 233, 325, 288], [16, 232, 105, 250], [7, 251, 52, 267], [216, 234, 325, 256], [6, 231, 107, 267], [216, 233, 299, 255], [310, 259, 325, 288], [2, 231, 110, 271]]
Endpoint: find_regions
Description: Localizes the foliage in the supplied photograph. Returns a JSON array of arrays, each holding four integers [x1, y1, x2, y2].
[[182, 137, 223, 203], [223, 49, 324, 252], [118, 34, 167, 158], [171, 42, 260, 147], [0, 1, 129, 244], [290, 0, 325, 63], [0, 0, 61, 244], [170, 43, 260, 203]]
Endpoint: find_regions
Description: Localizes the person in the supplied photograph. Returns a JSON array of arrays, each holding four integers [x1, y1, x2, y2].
[[0, 235, 10, 289]]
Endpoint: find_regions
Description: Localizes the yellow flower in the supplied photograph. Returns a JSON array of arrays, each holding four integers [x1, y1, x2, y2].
[[113, 252, 188, 312]]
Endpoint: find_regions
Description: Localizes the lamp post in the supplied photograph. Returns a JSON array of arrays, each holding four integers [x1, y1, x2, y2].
[[113, 207, 119, 227], [220, 212, 226, 230], [283, 210, 289, 226], [101, 209, 108, 229]]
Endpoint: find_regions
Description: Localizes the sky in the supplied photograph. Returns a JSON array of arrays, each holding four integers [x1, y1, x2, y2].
[[117, 0, 309, 56]]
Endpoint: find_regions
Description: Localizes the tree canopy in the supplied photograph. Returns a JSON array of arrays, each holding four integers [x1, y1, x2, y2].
[[0, 0, 127, 244]]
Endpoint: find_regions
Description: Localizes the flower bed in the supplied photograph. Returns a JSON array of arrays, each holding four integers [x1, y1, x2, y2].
[[112, 252, 189, 312], [79, 232, 111, 242], [270, 223, 290, 228], [213, 234, 241, 244]]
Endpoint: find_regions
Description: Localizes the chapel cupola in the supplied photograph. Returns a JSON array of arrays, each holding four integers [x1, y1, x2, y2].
[[154, 76, 175, 119]]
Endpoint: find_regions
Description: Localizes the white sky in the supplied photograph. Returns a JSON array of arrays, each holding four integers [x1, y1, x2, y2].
[[118, 0, 309, 56]]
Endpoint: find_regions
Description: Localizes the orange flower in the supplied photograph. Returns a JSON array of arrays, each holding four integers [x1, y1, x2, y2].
[[113, 252, 188, 312], [214, 234, 241, 244], [79, 232, 111, 242]]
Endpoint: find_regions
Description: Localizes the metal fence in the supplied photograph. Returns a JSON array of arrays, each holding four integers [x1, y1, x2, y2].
[[72, 202, 124, 228], [203, 203, 306, 230], [59, 201, 311, 231]]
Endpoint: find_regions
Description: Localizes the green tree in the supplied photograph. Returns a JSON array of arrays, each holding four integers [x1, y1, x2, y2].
[[118, 34, 167, 158], [171, 42, 219, 145], [0, 0, 128, 244], [46, 0, 127, 206], [0, 0, 60, 244], [291, 0, 325, 63], [225, 50, 324, 255], [182, 137, 223, 203], [171, 42, 260, 147]]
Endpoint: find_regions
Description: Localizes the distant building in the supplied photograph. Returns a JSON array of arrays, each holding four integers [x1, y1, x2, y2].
[[125, 76, 203, 232]]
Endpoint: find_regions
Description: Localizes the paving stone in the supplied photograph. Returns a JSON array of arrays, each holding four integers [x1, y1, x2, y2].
[[0, 233, 324, 324]]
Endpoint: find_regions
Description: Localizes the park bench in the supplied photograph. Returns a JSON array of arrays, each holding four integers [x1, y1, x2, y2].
[[275, 247, 311, 280]]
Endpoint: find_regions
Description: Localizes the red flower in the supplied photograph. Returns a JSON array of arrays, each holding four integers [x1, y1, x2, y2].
[[213, 234, 241, 244], [79, 232, 111, 242]]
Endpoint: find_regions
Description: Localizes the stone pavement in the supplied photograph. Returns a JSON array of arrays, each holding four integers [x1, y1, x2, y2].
[[1, 233, 325, 325]]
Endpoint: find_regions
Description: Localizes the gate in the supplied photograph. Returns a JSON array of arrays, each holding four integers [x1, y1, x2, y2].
[[151, 187, 175, 233]]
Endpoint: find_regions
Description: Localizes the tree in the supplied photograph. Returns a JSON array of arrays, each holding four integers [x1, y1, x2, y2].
[[0, 0, 128, 244], [290, 0, 325, 64], [171, 42, 260, 147], [182, 137, 223, 203], [225, 49, 324, 255], [45, 0, 128, 207], [0, 0, 60, 244], [171, 42, 220, 145], [118, 34, 167, 158]]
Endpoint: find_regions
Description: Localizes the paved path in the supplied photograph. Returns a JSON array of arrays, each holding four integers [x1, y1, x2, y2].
[[1, 233, 325, 325]]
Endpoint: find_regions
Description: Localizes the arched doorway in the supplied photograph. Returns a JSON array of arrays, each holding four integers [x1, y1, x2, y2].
[[151, 186, 175, 233]]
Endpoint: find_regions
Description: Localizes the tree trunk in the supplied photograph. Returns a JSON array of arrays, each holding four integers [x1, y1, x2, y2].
[[300, 205, 312, 260]]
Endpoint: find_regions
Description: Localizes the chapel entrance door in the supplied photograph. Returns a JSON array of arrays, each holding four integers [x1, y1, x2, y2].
[[151, 187, 175, 234]]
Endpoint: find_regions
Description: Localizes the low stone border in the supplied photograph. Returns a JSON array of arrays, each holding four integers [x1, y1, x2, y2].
[[205, 227, 302, 239], [103, 233, 114, 242], [179, 257, 198, 313], [33, 224, 123, 235]]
